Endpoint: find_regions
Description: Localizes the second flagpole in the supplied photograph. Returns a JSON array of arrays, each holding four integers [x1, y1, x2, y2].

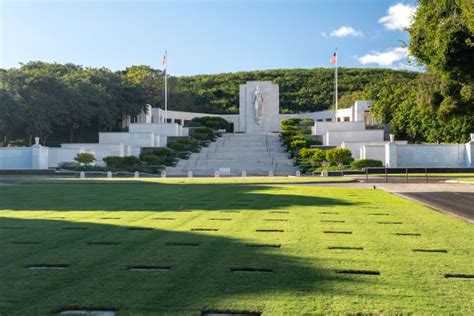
[[335, 48, 338, 120]]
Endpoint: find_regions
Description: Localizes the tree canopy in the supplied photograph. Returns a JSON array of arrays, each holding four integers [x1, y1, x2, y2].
[[0, 63, 417, 146]]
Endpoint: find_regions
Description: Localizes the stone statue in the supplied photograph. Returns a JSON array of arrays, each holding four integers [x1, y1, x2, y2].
[[254, 85, 264, 125]]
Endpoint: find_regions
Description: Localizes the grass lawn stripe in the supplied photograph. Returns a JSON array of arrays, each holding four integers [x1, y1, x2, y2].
[[0, 179, 472, 314]]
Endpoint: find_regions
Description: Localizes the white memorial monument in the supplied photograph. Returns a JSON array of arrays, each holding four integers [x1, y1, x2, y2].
[[238, 81, 280, 133]]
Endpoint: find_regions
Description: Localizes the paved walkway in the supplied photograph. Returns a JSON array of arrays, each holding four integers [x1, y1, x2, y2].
[[309, 181, 474, 223]]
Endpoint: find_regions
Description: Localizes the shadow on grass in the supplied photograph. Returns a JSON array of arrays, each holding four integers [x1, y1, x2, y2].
[[0, 217, 371, 315], [0, 182, 358, 212]]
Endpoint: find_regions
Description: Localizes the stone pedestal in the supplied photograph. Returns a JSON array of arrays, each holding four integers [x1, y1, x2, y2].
[[238, 81, 280, 133]]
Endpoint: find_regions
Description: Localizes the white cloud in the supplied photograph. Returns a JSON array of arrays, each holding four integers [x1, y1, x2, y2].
[[379, 3, 417, 31], [357, 47, 408, 67], [321, 32, 328, 38], [330, 26, 363, 37]]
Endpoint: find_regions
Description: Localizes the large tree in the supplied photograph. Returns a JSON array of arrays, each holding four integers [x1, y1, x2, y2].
[[408, 0, 473, 142]]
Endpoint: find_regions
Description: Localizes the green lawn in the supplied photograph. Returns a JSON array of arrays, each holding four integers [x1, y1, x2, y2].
[[0, 180, 472, 315]]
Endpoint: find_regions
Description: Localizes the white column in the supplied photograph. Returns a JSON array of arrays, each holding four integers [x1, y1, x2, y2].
[[385, 135, 398, 167]]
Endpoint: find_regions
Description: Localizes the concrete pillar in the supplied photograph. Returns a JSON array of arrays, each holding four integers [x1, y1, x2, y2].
[[107, 171, 112, 178], [188, 171, 193, 178], [134, 171, 139, 178], [466, 133, 474, 167], [31, 144, 49, 170], [385, 140, 398, 168], [241, 170, 246, 177]]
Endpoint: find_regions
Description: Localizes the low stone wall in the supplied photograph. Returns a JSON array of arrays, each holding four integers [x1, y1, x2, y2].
[[386, 141, 474, 167]]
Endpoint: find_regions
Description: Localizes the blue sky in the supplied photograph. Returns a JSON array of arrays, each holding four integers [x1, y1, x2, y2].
[[0, 0, 418, 75]]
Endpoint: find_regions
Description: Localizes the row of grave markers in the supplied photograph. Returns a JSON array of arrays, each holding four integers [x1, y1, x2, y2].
[[79, 170, 302, 178]]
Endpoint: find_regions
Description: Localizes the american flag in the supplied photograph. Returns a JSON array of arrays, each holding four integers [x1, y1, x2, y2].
[[162, 53, 167, 68], [330, 52, 337, 64]]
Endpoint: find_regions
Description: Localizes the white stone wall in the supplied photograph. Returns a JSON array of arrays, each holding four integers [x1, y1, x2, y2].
[[60, 143, 126, 163], [129, 123, 185, 137], [314, 121, 366, 136], [48, 147, 86, 167], [99, 132, 157, 147], [0, 146, 49, 170], [151, 108, 240, 129], [0, 147, 33, 169], [385, 143, 472, 167], [324, 130, 384, 146], [361, 145, 386, 164]]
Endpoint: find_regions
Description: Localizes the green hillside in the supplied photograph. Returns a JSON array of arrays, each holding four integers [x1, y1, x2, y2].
[[172, 68, 418, 114]]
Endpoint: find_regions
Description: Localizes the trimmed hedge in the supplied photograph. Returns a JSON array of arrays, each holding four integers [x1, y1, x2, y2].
[[351, 159, 383, 169]]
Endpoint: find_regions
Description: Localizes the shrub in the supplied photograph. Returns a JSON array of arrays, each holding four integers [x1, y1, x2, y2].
[[299, 148, 319, 160], [7, 139, 27, 147], [281, 125, 299, 132], [300, 118, 314, 126], [306, 138, 322, 146], [122, 156, 141, 166], [103, 156, 123, 168], [190, 126, 214, 141], [351, 159, 383, 169], [311, 149, 327, 165], [74, 153, 96, 166], [280, 118, 303, 126], [191, 132, 212, 141], [148, 147, 174, 157], [187, 116, 229, 130], [289, 139, 307, 151], [57, 162, 79, 169], [325, 148, 353, 166], [299, 127, 312, 134], [141, 155, 161, 165], [168, 138, 199, 152], [193, 127, 213, 135]]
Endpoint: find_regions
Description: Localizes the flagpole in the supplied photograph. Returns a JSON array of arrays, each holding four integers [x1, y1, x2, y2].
[[335, 48, 338, 121], [164, 50, 168, 123]]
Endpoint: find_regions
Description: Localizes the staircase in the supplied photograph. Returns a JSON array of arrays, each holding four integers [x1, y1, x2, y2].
[[166, 133, 298, 176]]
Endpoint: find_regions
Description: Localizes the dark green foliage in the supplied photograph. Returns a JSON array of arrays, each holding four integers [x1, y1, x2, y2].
[[103, 156, 123, 168], [73, 153, 96, 166], [141, 155, 162, 165], [186, 116, 230, 130], [167, 138, 199, 152], [409, 0, 474, 83], [300, 119, 315, 126], [121, 156, 141, 167], [146, 147, 174, 157], [175, 68, 417, 114], [190, 127, 214, 141], [0, 62, 147, 146], [351, 159, 383, 169], [7, 140, 27, 147], [57, 161, 108, 172], [397, 0, 474, 143]]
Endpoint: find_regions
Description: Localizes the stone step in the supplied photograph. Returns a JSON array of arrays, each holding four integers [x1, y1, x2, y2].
[[166, 133, 297, 176]]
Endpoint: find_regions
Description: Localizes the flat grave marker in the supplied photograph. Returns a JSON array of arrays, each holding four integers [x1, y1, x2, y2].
[[26, 264, 69, 270], [336, 269, 380, 276], [230, 267, 272, 273], [128, 265, 170, 272]]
